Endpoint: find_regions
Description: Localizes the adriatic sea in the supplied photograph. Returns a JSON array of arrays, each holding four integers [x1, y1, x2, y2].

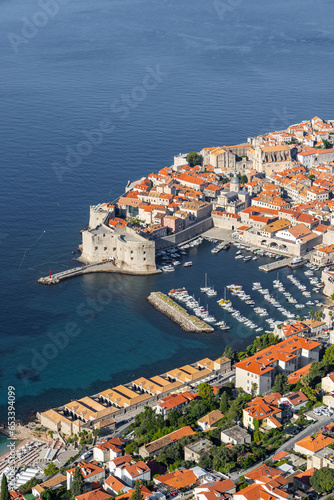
[[0, 0, 334, 422]]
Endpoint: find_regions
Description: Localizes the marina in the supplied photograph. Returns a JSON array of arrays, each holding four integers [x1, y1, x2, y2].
[[154, 237, 327, 336]]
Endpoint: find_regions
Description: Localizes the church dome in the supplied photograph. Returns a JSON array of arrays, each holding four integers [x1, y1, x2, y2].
[[230, 175, 240, 192]]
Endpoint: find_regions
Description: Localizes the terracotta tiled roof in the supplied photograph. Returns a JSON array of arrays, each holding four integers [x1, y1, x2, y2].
[[155, 469, 197, 489], [67, 462, 104, 480], [295, 433, 334, 453], [75, 489, 111, 500], [235, 335, 320, 376], [287, 363, 312, 385]]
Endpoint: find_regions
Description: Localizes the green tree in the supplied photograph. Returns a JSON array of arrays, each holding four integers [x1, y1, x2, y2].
[[301, 386, 317, 403], [19, 478, 42, 495], [310, 467, 334, 493], [272, 373, 289, 395], [71, 467, 84, 497], [130, 482, 143, 500], [41, 490, 55, 500], [240, 175, 248, 184], [220, 391, 229, 414], [323, 139, 332, 149], [315, 310, 323, 321], [198, 454, 212, 470], [253, 418, 260, 432], [44, 462, 59, 478], [125, 441, 138, 455], [197, 382, 214, 401], [223, 346, 236, 362], [1, 474, 11, 500], [323, 345, 334, 366], [302, 361, 326, 388], [186, 152, 202, 167], [308, 174, 315, 180], [251, 383, 258, 396]]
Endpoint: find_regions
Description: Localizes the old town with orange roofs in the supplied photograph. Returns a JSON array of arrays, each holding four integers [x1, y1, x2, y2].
[[5, 116, 334, 500]]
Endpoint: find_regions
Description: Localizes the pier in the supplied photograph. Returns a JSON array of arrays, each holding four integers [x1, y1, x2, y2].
[[258, 257, 293, 273], [38, 261, 161, 284]]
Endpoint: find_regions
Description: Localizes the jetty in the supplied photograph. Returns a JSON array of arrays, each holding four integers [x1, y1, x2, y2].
[[211, 241, 229, 254], [258, 257, 293, 273], [147, 292, 214, 333], [38, 261, 161, 284]]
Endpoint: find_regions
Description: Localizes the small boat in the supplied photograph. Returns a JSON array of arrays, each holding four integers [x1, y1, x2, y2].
[[289, 257, 307, 268], [162, 265, 175, 272], [183, 261, 192, 267]]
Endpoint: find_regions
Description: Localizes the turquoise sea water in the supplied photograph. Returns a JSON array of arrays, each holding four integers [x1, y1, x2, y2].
[[0, 433, 18, 459], [1, 0, 334, 422]]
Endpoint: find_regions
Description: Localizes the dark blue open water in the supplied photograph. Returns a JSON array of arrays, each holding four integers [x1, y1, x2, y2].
[[1, 0, 334, 425]]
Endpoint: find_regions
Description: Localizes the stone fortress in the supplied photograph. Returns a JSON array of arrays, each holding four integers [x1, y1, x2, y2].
[[79, 204, 158, 274]]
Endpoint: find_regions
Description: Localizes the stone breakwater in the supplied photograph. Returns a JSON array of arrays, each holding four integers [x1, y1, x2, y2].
[[38, 261, 161, 284], [147, 291, 214, 333]]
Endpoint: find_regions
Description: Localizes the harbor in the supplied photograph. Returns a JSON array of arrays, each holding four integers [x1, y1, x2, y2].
[[6, 233, 331, 425], [154, 237, 327, 336]]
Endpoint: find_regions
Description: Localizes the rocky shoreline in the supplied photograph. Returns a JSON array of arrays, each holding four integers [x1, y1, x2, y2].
[[147, 291, 214, 333]]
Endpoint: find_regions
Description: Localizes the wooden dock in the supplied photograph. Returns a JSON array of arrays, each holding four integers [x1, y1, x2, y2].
[[258, 257, 293, 273]]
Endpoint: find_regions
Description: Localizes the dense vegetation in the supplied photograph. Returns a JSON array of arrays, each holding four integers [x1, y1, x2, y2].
[[19, 478, 42, 495], [41, 487, 72, 500], [186, 152, 202, 167], [310, 467, 334, 493], [223, 332, 280, 363]]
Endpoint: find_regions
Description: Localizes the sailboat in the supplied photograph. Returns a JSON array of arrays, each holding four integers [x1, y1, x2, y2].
[[200, 273, 210, 292]]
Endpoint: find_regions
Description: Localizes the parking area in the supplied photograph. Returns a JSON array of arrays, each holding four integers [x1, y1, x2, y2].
[[307, 405, 334, 419]]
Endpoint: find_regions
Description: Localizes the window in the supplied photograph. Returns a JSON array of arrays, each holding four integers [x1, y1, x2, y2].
[[104, 247, 107, 251], [95, 246, 98, 250], [131, 250, 133, 254], [143, 258, 146, 261]]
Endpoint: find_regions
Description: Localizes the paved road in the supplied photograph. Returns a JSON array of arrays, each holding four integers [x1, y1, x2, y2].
[[230, 415, 333, 482]]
